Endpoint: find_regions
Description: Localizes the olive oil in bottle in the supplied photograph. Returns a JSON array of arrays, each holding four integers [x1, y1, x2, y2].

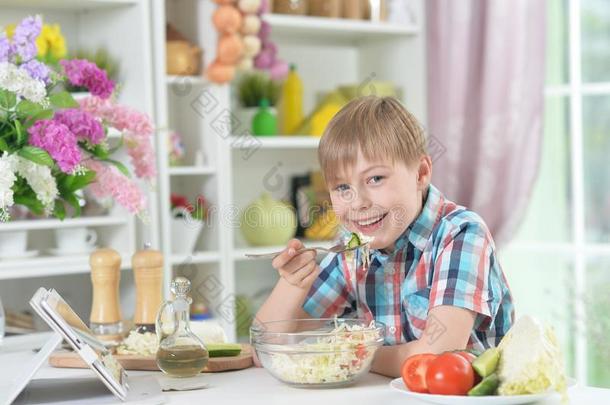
[[156, 345, 209, 377], [155, 277, 209, 377]]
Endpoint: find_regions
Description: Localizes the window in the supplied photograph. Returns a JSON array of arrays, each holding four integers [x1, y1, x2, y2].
[[500, 0, 610, 388]]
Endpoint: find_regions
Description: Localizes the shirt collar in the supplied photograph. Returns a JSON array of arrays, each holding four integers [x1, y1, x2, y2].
[[405, 184, 444, 251], [392, 183, 444, 253]]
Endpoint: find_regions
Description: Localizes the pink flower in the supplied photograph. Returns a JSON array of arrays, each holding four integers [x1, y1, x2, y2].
[[54, 109, 104, 145], [84, 160, 146, 214], [125, 133, 157, 179], [27, 120, 81, 173], [60, 59, 115, 99], [79, 96, 156, 179]]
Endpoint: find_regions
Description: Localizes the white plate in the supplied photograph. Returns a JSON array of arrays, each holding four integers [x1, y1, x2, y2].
[[0, 250, 39, 260], [389, 378, 574, 405], [48, 247, 95, 256]]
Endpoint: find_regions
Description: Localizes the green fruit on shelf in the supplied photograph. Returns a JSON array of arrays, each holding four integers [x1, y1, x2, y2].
[[240, 193, 297, 246]]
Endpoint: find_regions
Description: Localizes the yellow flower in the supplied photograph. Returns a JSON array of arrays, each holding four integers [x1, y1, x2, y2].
[[37, 24, 67, 60], [4, 24, 15, 38], [4, 21, 67, 62]]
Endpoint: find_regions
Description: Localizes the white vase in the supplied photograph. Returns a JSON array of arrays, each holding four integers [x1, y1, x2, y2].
[[171, 216, 203, 254], [233, 107, 258, 135]]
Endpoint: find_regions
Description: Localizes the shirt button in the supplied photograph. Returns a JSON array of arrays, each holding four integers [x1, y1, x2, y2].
[[389, 326, 396, 334]]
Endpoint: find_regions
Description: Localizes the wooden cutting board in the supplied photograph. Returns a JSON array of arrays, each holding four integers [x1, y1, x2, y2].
[[49, 344, 253, 373]]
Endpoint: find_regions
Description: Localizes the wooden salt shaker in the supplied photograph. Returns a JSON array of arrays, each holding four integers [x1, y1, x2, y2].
[[132, 246, 164, 333], [90, 248, 123, 341]]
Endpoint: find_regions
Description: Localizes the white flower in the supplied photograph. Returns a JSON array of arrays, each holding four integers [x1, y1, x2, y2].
[[0, 62, 47, 104], [0, 154, 17, 221], [11, 155, 58, 215]]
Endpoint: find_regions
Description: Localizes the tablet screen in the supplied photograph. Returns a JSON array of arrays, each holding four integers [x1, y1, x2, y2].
[[42, 289, 127, 393]]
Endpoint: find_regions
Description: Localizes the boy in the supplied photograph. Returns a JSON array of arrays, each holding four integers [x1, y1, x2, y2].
[[256, 96, 514, 378]]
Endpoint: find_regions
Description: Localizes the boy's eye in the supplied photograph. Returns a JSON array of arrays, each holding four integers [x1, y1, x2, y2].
[[368, 175, 385, 184], [334, 184, 350, 192]]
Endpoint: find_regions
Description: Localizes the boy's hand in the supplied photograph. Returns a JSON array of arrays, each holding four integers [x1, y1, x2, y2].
[[272, 239, 319, 290]]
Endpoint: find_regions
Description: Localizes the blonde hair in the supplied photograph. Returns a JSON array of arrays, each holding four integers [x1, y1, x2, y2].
[[318, 96, 427, 184]]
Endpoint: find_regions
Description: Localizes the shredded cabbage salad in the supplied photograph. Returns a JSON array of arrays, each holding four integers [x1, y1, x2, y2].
[[116, 331, 158, 356], [265, 319, 382, 385]]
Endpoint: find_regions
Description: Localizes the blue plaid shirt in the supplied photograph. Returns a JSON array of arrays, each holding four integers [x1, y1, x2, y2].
[[303, 184, 514, 351]]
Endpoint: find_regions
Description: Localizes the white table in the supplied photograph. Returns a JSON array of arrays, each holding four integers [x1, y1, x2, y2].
[[1, 333, 610, 405]]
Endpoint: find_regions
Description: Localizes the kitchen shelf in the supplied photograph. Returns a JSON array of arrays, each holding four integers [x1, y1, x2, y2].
[[233, 239, 335, 261], [0, 0, 138, 10], [166, 75, 208, 86], [168, 166, 216, 176], [171, 251, 221, 265], [264, 14, 418, 43], [230, 136, 320, 149], [0, 216, 129, 232], [0, 253, 132, 280]]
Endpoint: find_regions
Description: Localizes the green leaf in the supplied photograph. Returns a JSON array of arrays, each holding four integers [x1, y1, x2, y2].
[[14, 120, 25, 145], [0, 138, 9, 152], [58, 170, 96, 194], [53, 200, 66, 220], [90, 144, 110, 160], [14, 194, 44, 215], [49, 91, 79, 109], [16, 100, 43, 116], [17, 146, 54, 167], [31, 109, 54, 121], [105, 159, 131, 178], [0, 89, 17, 109], [64, 193, 81, 217]]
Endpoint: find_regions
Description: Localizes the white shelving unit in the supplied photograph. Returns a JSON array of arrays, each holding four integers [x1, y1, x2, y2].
[[150, 1, 426, 342], [0, 0, 158, 318], [231, 135, 321, 149], [0, 0, 426, 341]]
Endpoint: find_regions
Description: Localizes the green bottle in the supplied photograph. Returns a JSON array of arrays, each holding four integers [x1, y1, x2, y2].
[[252, 98, 277, 136]]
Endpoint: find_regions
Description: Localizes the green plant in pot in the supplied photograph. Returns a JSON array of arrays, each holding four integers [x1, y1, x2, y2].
[[240, 193, 297, 246], [234, 72, 281, 134]]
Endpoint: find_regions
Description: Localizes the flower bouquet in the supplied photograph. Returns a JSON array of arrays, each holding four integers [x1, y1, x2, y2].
[[170, 193, 208, 254], [0, 15, 156, 222]]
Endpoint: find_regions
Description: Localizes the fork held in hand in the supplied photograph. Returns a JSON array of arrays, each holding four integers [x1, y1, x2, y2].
[[244, 241, 368, 260]]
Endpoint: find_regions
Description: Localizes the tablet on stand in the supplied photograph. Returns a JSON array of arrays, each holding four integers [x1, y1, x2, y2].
[[0, 288, 164, 405]]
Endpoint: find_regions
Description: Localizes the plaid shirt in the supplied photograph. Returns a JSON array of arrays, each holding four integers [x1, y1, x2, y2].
[[303, 184, 514, 351]]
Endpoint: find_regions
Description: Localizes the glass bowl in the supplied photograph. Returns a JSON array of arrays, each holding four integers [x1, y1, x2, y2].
[[250, 318, 385, 388]]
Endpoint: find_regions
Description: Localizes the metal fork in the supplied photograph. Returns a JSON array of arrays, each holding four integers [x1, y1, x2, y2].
[[244, 241, 369, 260]]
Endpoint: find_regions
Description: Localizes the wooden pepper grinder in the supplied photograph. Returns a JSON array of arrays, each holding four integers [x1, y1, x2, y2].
[[133, 245, 164, 334], [90, 248, 123, 342]]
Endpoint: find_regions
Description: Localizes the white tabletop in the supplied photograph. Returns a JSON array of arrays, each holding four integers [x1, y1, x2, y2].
[[1, 333, 610, 405]]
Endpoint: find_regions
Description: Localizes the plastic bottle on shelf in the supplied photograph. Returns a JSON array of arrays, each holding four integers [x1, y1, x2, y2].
[[252, 98, 278, 136], [280, 63, 303, 135]]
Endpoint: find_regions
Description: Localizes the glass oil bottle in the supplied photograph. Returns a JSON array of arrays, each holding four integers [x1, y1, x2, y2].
[[155, 277, 209, 377]]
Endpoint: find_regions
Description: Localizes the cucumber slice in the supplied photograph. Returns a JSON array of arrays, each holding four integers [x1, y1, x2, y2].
[[347, 233, 361, 249], [468, 373, 500, 396], [207, 343, 242, 357], [472, 347, 500, 378]]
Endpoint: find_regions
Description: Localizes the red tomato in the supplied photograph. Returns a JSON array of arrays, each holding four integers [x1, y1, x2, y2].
[[401, 354, 437, 393], [454, 351, 477, 363], [425, 352, 475, 396]]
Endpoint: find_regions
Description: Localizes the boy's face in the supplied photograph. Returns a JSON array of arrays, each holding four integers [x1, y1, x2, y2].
[[328, 150, 431, 251]]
